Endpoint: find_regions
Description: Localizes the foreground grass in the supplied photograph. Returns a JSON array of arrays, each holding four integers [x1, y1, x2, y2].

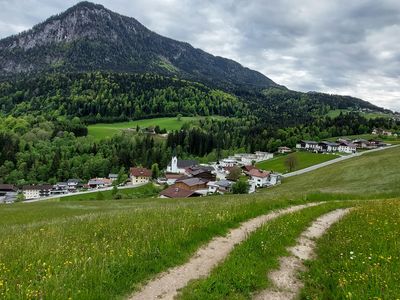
[[0, 196, 312, 300], [256, 151, 338, 173], [178, 201, 352, 299], [87, 116, 227, 140], [60, 183, 161, 201], [300, 200, 400, 299]]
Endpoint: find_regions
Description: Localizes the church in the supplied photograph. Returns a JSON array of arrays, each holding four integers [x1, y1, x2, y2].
[[166, 156, 198, 174]]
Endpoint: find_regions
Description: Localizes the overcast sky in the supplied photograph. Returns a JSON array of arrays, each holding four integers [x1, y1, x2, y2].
[[1, 0, 399, 111]]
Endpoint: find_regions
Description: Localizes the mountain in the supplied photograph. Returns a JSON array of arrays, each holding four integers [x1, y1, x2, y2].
[[0, 1, 278, 89]]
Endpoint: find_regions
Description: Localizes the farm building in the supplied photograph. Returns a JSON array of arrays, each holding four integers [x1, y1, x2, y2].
[[130, 167, 152, 184]]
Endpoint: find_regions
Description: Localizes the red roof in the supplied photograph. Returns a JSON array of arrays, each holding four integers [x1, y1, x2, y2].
[[248, 169, 270, 178], [160, 186, 198, 198], [242, 165, 257, 172], [130, 167, 152, 177]]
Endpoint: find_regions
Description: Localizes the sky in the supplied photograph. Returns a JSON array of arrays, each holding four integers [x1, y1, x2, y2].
[[0, 0, 399, 111]]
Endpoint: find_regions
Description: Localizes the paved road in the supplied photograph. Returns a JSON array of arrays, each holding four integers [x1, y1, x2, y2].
[[283, 145, 399, 178], [23, 183, 147, 203]]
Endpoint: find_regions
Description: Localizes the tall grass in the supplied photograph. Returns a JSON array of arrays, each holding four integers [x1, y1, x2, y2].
[[300, 200, 400, 299]]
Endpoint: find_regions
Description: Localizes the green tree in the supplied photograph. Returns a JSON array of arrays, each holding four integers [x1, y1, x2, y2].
[[15, 193, 25, 203], [226, 166, 242, 181], [151, 163, 160, 179], [232, 179, 249, 194]]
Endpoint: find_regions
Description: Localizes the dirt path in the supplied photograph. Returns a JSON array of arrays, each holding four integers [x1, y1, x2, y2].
[[254, 208, 352, 300], [128, 202, 323, 300]]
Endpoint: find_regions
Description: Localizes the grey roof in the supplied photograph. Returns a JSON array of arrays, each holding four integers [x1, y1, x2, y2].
[[319, 141, 339, 146], [0, 184, 17, 192], [216, 180, 233, 188], [177, 159, 198, 169], [177, 177, 208, 186], [88, 180, 106, 185], [67, 179, 80, 184], [109, 174, 118, 178], [22, 185, 53, 191]]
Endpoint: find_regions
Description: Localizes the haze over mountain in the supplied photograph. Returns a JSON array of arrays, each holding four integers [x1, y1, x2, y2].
[[0, 1, 278, 90]]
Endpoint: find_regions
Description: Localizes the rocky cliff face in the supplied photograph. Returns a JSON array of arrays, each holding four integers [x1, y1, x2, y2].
[[0, 2, 278, 89]]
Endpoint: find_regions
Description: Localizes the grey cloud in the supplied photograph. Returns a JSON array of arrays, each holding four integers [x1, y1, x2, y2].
[[0, 0, 399, 110]]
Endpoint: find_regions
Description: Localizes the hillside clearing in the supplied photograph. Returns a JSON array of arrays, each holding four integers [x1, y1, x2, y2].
[[256, 152, 338, 173], [87, 116, 227, 140]]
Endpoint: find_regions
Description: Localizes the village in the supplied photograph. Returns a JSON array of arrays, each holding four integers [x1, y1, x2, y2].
[[0, 132, 393, 203]]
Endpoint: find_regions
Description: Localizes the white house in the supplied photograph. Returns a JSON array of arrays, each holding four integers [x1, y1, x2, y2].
[[219, 158, 238, 167], [22, 185, 53, 200], [338, 141, 357, 154], [278, 147, 292, 154], [319, 141, 339, 152], [67, 179, 80, 192], [255, 151, 274, 161], [248, 169, 271, 187], [207, 180, 233, 194], [296, 141, 321, 151], [166, 156, 198, 174]]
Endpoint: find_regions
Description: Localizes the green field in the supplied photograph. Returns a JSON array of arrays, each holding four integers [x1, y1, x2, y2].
[[59, 183, 161, 201], [256, 151, 339, 173], [326, 109, 394, 119], [0, 147, 399, 299], [87, 116, 227, 140]]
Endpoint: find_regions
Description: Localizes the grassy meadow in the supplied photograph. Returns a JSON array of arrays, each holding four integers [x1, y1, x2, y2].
[[256, 151, 338, 173], [59, 183, 161, 201], [87, 116, 227, 140], [301, 200, 400, 299], [0, 147, 399, 299]]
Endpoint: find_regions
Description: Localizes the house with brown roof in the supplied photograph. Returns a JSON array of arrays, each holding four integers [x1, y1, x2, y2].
[[186, 166, 216, 181], [242, 165, 257, 173], [163, 173, 187, 185], [173, 178, 209, 191], [159, 186, 201, 198], [88, 178, 113, 189], [248, 169, 271, 187], [278, 146, 292, 154], [130, 167, 152, 184]]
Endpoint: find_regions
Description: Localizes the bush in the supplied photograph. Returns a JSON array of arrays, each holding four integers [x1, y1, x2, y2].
[[232, 180, 249, 194]]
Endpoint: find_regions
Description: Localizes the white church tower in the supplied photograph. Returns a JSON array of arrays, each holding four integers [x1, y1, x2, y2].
[[167, 155, 179, 173]]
